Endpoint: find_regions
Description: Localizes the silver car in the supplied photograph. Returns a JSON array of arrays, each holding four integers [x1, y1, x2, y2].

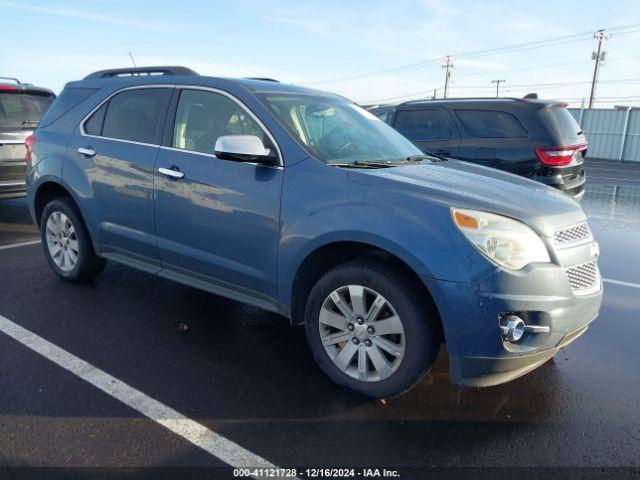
[[0, 77, 54, 199]]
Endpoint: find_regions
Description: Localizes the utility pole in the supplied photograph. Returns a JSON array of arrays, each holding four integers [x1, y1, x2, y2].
[[432, 88, 437, 99], [441, 56, 454, 99], [491, 79, 506, 97], [588, 30, 608, 109]]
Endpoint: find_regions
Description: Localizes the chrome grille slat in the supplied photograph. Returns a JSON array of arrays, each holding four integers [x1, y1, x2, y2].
[[564, 260, 600, 295], [554, 222, 592, 248]]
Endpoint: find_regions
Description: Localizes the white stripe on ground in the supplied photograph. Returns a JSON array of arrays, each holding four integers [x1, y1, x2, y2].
[[0, 239, 41, 251], [603, 278, 640, 289], [0, 314, 290, 475]]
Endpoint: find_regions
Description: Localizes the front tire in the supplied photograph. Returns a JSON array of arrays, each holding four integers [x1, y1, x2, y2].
[[305, 261, 440, 398], [40, 197, 106, 282]]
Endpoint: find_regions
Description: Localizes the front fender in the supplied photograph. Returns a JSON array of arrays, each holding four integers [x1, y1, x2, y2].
[[276, 158, 496, 306]]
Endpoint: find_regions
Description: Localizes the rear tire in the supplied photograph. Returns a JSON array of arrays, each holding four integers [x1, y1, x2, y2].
[[305, 260, 440, 398], [40, 197, 106, 282]]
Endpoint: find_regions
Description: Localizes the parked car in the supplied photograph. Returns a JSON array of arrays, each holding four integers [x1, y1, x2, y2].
[[368, 97, 588, 200], [0, 77, 54, 199], [26, 67, 602, 398]]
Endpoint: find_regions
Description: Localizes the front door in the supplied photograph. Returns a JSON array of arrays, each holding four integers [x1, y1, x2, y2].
[[153, 88, 283, 303]]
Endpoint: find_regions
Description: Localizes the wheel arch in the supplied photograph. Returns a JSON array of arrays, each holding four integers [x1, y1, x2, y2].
[[288, 239, 444, 341], [33, 180, 79, 227]]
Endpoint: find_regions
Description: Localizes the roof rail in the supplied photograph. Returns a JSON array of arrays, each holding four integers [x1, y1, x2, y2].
[[245, 77, 279, 82], [399, 97, 524, 106], [0, 77, 22, 84], [84, 66, 198, 80]]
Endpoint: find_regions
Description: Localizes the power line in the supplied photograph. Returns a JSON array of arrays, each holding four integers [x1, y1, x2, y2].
[[362, 79, 640, 105], [304, 24, 640, 85]]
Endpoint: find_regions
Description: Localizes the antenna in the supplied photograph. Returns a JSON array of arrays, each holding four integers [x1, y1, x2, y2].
[[128, 51, 137, 68]]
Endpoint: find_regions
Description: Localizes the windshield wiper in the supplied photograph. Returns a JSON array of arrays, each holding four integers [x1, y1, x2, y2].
[[326, 162, 384, 169], [422, 151, 449, 162], [353, 160, 395, 168]]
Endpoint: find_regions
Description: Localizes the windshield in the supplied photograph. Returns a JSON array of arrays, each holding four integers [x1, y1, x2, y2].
[[257, 93, 423, 164], [0, 93, 54, 131]]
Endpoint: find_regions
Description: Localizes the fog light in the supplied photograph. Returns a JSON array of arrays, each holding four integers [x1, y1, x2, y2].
[[503, 315, 525, 342]]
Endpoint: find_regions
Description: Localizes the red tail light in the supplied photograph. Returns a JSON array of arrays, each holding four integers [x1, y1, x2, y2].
[[535, 144, 587, 166], [0, 84, 17, 91], [25, 134, 36, 165]]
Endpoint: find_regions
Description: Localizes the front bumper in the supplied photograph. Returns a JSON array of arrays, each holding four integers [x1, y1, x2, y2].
[[423, 257, 602, 387], [449, 321, 592, 387]]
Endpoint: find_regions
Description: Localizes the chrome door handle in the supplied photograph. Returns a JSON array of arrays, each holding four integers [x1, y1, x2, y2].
[[158, 167, 185, 179], [78, 147, 96, 157]]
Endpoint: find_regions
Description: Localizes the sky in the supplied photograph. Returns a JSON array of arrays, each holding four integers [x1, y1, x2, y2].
[[1, 0, 639, 108]]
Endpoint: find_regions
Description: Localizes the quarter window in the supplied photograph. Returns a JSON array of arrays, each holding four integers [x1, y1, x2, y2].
[[86, 88, 171, 144], [455, 109, 528, 138], [172, 89, 272, 156], [84, 103, 106, 136], [393, 109, 452, 141]]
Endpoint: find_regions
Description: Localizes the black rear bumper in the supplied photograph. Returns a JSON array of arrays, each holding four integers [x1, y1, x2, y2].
[[533, 164, 586, 201]]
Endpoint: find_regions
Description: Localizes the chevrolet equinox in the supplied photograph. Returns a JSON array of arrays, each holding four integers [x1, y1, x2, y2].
[[26, 67, 602, 397]]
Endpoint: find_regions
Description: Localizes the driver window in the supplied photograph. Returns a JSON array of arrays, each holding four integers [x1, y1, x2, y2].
[[172, 89, 271, 155]]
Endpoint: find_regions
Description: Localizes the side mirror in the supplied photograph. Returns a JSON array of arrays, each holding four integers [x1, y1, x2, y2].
[[214, 135, 276, 165]]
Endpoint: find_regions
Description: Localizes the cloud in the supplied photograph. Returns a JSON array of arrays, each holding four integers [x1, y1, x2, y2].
[[0, 0, 171, 31]]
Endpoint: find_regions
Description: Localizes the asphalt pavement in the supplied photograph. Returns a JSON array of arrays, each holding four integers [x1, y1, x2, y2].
[[1, 159, 639, 479]]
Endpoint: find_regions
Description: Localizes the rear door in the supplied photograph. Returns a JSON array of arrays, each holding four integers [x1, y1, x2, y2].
[[66, 86, 172, 266], [391, 107, 461, 157], [452, 108, 532, 175]]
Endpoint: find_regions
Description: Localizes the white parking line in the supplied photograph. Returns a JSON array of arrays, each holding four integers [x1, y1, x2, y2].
[[0, 314, 290, 475], [603, 278, 640, 289], [0, 239, 41, 251]]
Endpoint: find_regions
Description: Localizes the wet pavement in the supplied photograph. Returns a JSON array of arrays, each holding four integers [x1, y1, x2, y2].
[[0, 159, 639, 478]]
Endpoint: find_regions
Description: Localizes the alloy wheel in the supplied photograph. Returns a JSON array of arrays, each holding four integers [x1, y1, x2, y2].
[[45, 211, 79, 272], [319, 285, 406, 382]]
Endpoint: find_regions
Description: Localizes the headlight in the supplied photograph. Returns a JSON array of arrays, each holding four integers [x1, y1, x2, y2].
[[451, 208, 550, 270]]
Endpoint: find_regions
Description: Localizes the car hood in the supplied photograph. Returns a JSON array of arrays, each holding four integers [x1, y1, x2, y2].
[[347, 160, 587, 237]]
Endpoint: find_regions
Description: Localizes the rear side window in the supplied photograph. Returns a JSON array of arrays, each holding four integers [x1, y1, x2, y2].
[[394, 109, 452, 141], [38, 88, 94, 128], [0, 92, 54, 131], [455, 109, 528, 138], [88, 88, 171, 144], [540, 106, 583, 141]]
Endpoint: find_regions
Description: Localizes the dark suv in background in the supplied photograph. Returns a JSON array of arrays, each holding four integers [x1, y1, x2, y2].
[[0, 77, 55, 199], [368, 97, 587, 200]]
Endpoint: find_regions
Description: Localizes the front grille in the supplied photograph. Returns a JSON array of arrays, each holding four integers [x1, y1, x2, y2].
[[554, 222, 592, 247], [565, 260, 600, 294]]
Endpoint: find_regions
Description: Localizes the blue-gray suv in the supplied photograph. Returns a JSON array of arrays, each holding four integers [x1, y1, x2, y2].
[[26, 67, 602, 398]]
